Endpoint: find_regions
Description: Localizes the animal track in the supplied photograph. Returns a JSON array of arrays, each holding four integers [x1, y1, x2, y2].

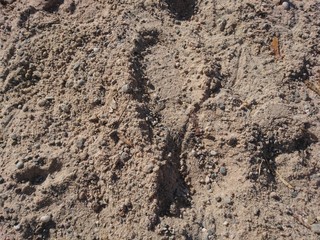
[[14, 159, 62, 185]]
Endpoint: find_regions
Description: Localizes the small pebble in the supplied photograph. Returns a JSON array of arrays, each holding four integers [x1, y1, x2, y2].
[[282, 1, 290, 10], [220, 166, 227, 176], [253, 208, 260, 216], [121, 84, 131, 93], [16, 161, 24, 169], [59, 103, 71, 114], [144, 163, 154, 174], [73, 61, 81, 70], [205, 175, 211, 184], [0, 176, 4, 184], [13, 224, 21, 231], [40, 214, 51, 223], [210, 150, 218, 156], [224, 197, 233, 205], [38, 99, 47, 107], [76, 138, 86, 149], [120, 152, 130, 162], [219, 19, 227, 32], [223, 221, 229, 226], [311, 224, 320, 234]]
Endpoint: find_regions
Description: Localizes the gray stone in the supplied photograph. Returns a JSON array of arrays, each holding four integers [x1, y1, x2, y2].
[[220, 166, 227, 175], [219, 19, 227, 32], [144, 163, 154, 174], [38, 99, 47, 107], [16, 161, 24, 169], [282, 2, 290, 10], [76, 138, 86, 149], [73, 61, 81, 70], [121, 84, 131, 93], [40, 215, 51, 223], [13, 224, 21, 231], [59, 103, 71, 114], [120, 152, 130, 162]]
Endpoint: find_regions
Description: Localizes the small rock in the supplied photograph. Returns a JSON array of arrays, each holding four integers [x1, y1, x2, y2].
[[78, 191, 87, 201], [59, 103, 71, 114], [76, 138, 86, 149], [38, 99, 47, 107], [205, 175, 211, 184], [220, 166, 227, 175], [215, 196, 222, 202], [270, 191, 280, 200], [311, 224, 320, 234], [224, 197, 233, 205], [253, 208, 260, 216], [219, 19, 227, 31], [223, 221, 229, 226], [282, 1, 290, 10], [120, 152, 130, 162], [144, 163, 154, 174], [77, 79, 86, 87], [121, 84, 131, 93], [228, 137, 238, 147], [210, 150, 218, 156], [16, 161, 24, 169], [40, 214, 51, 223], [13, 224, 21, 231], [73, 61, 81, 70], [0, 176, 4, 184]]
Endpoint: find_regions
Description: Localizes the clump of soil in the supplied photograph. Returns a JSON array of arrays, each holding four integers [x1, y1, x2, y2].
[[0, 0, 319, 239]]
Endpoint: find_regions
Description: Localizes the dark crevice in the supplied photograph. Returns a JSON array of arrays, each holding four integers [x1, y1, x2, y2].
[[42, 0, 64, 13], [150, 129, 190, 229], [129, 29, 159, 102], [164, 0, 197, 20]]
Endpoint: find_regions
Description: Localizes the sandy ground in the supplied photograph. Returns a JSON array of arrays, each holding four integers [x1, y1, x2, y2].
[[0, 0, 320, 239]]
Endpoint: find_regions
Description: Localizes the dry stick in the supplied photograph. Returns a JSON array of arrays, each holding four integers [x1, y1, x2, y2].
[[274, 169, 294, 189], [265, 160, 294, 189], [117, 98, 130, 126], [305, 80, 320, 96], [293, 212, 311, 230]]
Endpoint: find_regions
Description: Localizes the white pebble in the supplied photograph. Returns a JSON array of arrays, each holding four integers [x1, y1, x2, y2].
[[16, 161, 24, 169], [121, 84, 131, 93], [40, 215, 51, 223], [282, 2, 290, 10], [205, 175, 211, 184], [13, 224, 21, 231]]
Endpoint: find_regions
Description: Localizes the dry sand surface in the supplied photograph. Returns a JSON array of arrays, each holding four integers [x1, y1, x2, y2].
[[0, 0, 320, 239]]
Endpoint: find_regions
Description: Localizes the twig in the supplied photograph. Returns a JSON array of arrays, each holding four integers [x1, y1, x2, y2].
[[305, 80, 320, 96], [265, 160, 294, 189], [293, 213, 311, 230]]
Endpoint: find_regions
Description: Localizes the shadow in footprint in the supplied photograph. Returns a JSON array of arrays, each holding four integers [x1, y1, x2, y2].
[[14, 159, 62, 185], [164, 0, 197, 20]]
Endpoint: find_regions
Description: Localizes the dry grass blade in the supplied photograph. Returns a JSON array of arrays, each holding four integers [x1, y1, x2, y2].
[[305, 80, 320, 96], [274, 169, 294, 189], [265, 160, 294, 189]]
